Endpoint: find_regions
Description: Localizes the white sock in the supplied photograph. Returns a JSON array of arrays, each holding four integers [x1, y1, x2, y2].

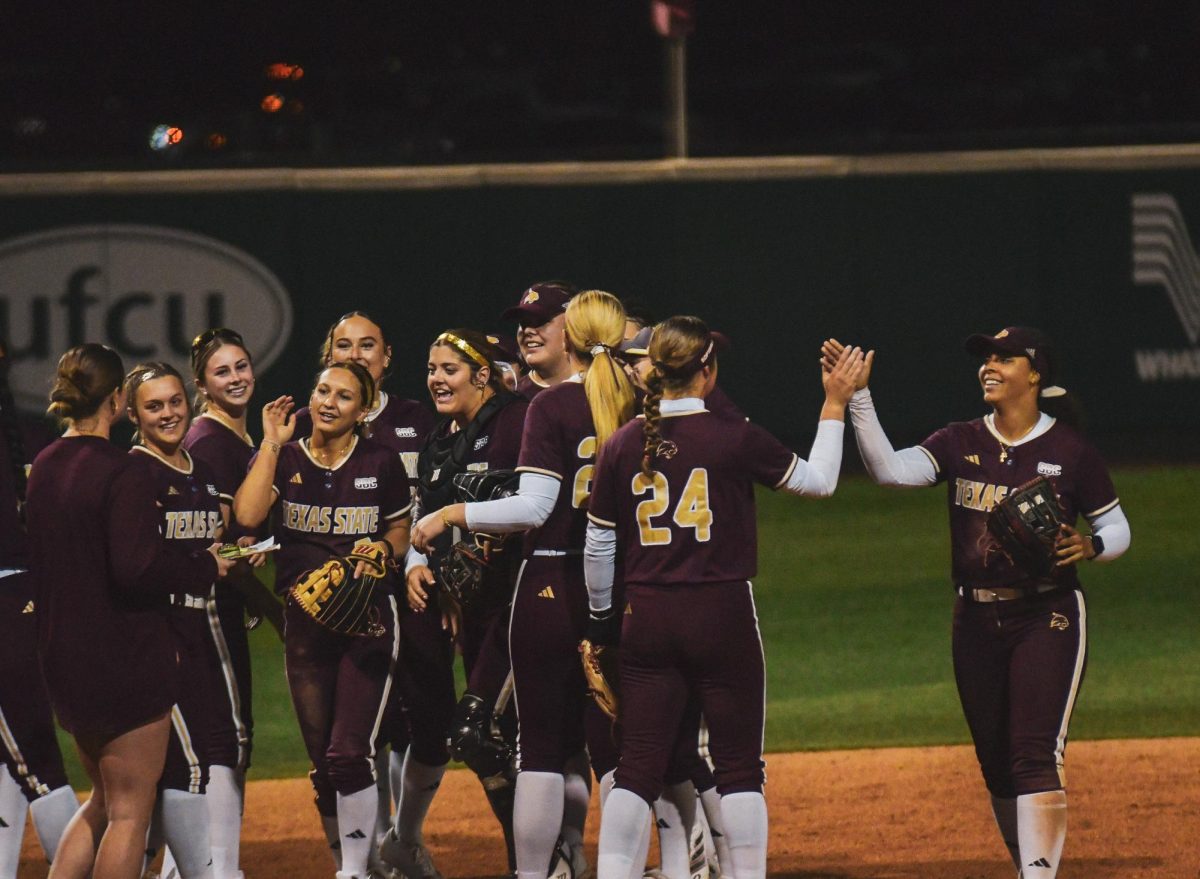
[[597, 787, 650, 879], [161, 789, 214, 879], [0, 767, 29, 876], [161, 847, 180, 879], [374, 750, 392, 844], [29, 784, 79, 863], [322, 813, 343, 869], [337, 786, 379, 878], [698, 788, 731, 877], [654, 783, 696, 879], [598, 769, 616, 811], [393, 748, 446, 845], [719, 792, 767, 879], [631, 809, 652, 879], [561, 750, 591, 851], [1017, 790, 1067, 878], [514, 771, 565, 879], [206, 766, 244, 879], [990, 794, 1021, 872], [388, 747, 406, 828]]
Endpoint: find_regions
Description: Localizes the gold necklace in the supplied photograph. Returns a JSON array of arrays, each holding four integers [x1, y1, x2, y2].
[[994, 416, 1037, 464], [311, 439, 353, 469]]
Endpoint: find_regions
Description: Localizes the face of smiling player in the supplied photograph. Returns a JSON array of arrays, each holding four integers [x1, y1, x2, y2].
[[310, 367, 369, 440], [200, 343, 255, 418], [328, 314, 391, 392], [978, 352, 1039, 409], [134, 375, 191, 457], [427, 344, 492, 426], [518, 313, 570, 380]]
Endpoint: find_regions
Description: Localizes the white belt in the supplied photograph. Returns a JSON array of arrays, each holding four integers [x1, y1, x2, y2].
[[532, 549, 582, 557], [0, 568, 27, 579]]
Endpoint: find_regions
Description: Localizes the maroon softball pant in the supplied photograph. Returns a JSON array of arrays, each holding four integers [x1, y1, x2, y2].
[[615, 580, 765, 806], [284, 593, 401, 814], [952, 586, 1088, 798]]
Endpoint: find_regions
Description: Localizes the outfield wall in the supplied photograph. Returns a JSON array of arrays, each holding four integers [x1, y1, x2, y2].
[[1, 148, 1199, 455]]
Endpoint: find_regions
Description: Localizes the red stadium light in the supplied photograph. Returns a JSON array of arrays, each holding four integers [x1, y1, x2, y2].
[[651, 0, 694, 38], [205, 132, 228, 150], [261, 93, 284, 113], [266, 62, 305, 81]]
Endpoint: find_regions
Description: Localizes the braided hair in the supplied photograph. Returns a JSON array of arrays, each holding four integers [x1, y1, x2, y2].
[[640, 316, 716, 478]]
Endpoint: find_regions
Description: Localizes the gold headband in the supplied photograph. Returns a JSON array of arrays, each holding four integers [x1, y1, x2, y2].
[[436, 332, 489, 369]]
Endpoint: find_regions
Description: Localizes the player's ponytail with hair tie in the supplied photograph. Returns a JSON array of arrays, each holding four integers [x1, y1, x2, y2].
[[640, 367, 665, 479], [566, 291, 635, 449]]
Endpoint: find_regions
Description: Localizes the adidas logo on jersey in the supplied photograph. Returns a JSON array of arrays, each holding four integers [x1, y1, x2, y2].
[[21, 601, 34, 614], [963, 454, 980, 466], [168, 486, 180, 495], [395, 427, 417, 438], [290, 473, 303, 485], [538, 586, 555, 599]]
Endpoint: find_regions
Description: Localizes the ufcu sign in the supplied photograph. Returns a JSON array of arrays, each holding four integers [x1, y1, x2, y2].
[[0, 225, 293, 409]]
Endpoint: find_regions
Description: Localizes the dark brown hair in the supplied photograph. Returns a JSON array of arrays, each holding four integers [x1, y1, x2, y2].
[[318, 361, 376, 410], [47, 344, 125, 423], [320, 310, 392, 377], [430, 328, 510, 395]]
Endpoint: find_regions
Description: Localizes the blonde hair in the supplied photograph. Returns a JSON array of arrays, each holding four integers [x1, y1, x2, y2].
[[641, 316, 713, 477], [566, 290, 635, 449]]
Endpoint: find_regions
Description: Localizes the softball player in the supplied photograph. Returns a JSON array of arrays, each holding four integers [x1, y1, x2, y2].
[[234, 362, 411, 879], [412, 291, 637, 879], [506, 282, 578, 400], [126, 362, 225, 879], [584, 319, 866, 879], [0, 339, 77, 877], [396, 329, 529, 879], [292, 311, 438, 867], [826, 328, 1130, 879], [183, 328, 269, 879], [27, 344, 228, 879]]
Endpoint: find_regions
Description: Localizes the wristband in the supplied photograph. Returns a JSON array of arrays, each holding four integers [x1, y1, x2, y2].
[[1088, 532, 1105, 559], [441, 507, 453, 529], [260, 439, 281, 455]]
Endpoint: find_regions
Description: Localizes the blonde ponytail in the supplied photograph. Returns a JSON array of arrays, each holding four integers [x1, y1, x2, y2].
[[565, 290, 636, 448]]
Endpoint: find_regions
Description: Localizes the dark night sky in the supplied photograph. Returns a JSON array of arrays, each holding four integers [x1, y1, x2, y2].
[[3, 1, 1200, 170]]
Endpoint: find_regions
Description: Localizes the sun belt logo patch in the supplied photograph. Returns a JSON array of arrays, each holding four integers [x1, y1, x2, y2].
[[1037, 462, 1062, 477], [354, 476, 378, 490], [1050, 612, 1070, 631], [395, 427, 417, 438]]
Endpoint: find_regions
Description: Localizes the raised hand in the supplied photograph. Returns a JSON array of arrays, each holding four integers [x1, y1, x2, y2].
[[261, 395, 296, 445]]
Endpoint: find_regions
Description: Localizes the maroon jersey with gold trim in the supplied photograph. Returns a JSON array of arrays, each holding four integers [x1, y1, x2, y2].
[[515, 380, 596, 552], [517, 373, 550, 402], [130, 447, 222, 590], [183, 414, 255, 506], [589, 405, 797, 586], [294, 393, 435, 495], [919, 415, 1118, 590], [254, 436, 412, 594]]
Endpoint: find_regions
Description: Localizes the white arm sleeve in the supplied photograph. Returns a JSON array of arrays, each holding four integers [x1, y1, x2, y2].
[[404, 545, 428, 574], [584, 522, 617, 613], [463, 472, 562, 533], [848, 389, 939, 487], [1088, 504, 1130, 562], [780, 419, 844, 497]]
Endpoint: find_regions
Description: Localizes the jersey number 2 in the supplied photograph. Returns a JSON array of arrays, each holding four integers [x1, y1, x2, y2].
[[632, 468, 712, 545]]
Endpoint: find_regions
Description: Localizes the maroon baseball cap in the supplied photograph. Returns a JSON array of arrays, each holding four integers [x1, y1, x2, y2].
[[502, 281, 576, 327], [484, 332, 522, 364], [965, 326, 1062, 391]]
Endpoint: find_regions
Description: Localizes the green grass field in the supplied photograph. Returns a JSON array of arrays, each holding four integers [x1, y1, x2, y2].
[[54, 465, 1200, 782]]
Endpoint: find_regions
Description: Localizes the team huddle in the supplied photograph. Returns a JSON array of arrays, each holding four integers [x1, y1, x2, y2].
[[0, 282, 1130, 879]]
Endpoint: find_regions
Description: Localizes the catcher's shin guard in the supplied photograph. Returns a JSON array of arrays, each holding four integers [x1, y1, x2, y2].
[[484, 776, 518, 872], [448, 692, 514, 779]]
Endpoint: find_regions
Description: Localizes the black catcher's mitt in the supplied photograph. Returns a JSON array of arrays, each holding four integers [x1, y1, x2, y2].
[[437, 470, 521, 610], [290, 542, 389, 637], [987, 476, 1064, 577]]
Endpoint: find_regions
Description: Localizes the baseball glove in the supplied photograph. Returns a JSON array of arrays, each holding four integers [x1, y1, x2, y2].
[[579, 639, 620, 720], [986, 476, 1065, 577], [436, 470, 521, 611], [290, 541, 390, 637]]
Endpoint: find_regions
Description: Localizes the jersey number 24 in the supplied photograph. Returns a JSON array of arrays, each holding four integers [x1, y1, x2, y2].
[[632, 468, 712, 545]]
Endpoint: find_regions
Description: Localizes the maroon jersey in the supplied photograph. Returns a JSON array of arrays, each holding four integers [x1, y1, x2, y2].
[[256, 436, 412, 595], [919, 415, 1119, 590], [588, 404, 797, 586], [517, 373, 551, 402], [183, 414, 255, 506], [516, 380, 597, 552], [130, 447, 223, 591], [294, 393, 435, 495], [27, 437, 217, 736]]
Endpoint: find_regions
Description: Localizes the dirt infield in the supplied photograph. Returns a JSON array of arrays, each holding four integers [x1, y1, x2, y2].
[[19, 737, 1199, 879]]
